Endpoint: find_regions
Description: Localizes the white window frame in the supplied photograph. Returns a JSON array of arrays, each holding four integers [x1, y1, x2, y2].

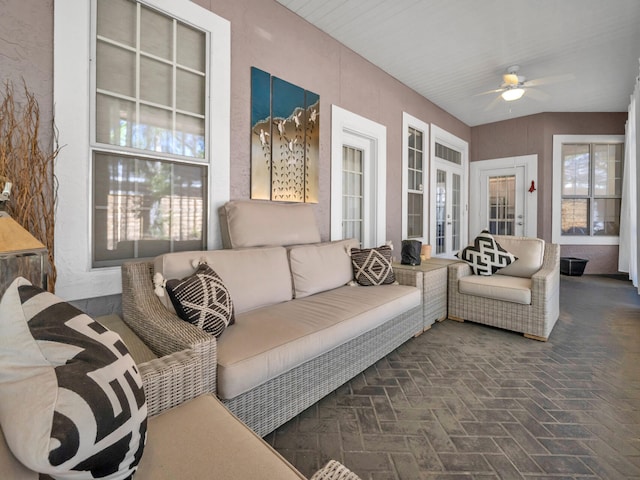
[[331, 105, 386, 248], [54, 0, 230, 300], [402, 112, 429, 242], [552, 134, 624, 245]]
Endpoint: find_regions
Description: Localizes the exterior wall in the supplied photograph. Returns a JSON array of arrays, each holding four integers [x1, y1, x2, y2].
[[470, 112, 627, 274]]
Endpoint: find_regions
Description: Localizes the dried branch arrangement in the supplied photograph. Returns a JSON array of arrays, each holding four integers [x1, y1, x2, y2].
[[0, 80, 59, 291]]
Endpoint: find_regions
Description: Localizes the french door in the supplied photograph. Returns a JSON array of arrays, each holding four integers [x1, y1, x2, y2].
[[342, 145, 364, 245], [469, 155, 538, 239], [434, 165, 463, 255]]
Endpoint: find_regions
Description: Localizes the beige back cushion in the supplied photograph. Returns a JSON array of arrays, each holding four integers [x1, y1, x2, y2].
[[219, 200, 321, 249], [288, 239, 360, 298], [154, 247, 293, 314], [494, 235, 545, 278]]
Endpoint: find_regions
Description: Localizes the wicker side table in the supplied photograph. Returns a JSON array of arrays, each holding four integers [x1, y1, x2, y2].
[[393, 259, 459, 332]]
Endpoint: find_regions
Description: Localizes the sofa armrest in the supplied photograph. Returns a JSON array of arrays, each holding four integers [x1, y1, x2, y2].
[[447, 261, 472, 290], [121, 261, 218, 407], [531, 242, 560, 307]]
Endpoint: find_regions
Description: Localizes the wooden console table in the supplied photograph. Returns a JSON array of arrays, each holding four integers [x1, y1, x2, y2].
[[0, 215, 47, 298], [393, 258, 460, 333]]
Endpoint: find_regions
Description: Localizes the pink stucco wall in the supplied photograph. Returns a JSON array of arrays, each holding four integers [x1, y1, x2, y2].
[[196, 0, 470, 250], [471, 112, 627, 274]]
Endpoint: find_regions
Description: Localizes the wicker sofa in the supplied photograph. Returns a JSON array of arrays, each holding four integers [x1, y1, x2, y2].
[[447, 235, 560, 341], [121, 200, 423, 437]]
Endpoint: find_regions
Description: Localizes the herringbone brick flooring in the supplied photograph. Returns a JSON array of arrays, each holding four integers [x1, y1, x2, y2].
[[266, 275, 640, 479]]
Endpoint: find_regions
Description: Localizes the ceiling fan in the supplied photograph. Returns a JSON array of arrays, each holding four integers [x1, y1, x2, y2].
[[478, 65, 574, 110]]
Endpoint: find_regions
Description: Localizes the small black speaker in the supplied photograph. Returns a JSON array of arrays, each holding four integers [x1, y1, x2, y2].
[[401, 240, 422, 266]]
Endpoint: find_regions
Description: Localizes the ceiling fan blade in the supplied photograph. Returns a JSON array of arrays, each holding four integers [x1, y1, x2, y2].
[[483, 95, 503, 111], [525, 73, 575, 87], [474, 87, 504, 97], [524, 88, 551, 102]]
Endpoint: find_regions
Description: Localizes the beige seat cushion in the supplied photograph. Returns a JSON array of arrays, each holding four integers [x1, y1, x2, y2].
[[154, 246, 293, 315], [219, 200, 321, 248], [288, 239, 359, 298], [135, 394, 305, 480], [96, 314, 157, 364], [494, 236, 545, 278], [216, 285, 421, 399], [459, 275, 532, 304]]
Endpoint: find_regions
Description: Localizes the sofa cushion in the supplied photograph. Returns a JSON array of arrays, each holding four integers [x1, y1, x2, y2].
[[288, 239, 359, 298], [456, 230, 516, 275], [215, 284, 420, 400], [0, 278, 147, 480], [459, 274, 532, 304], [135, 394, 306, 479], [494, 236, 545, 278], [154, 247, 292, 314], [350, 245, 396, 286], [166, 262, 235, 337], [219, 200, 321, 248]]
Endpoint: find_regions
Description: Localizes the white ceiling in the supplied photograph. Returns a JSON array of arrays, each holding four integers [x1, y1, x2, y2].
[[275, 0, 640, 127]]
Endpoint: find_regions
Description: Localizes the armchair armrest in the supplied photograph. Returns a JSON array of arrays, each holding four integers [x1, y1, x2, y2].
[[531, 242, 560, 307], [121, 261, 217, 415]]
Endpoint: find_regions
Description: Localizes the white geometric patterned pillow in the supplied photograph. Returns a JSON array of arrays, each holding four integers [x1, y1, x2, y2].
[[0, 277, 147, 480], [350, 246, 396, 286], [456, 230, 517, 275], [166, 262, 235, 337]]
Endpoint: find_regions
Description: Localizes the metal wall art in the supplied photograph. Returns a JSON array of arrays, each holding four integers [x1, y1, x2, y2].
[[251, 67, 319, 203]]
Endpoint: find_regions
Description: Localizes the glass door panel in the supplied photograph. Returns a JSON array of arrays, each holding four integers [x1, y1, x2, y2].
[[342, 146, 364, 244]]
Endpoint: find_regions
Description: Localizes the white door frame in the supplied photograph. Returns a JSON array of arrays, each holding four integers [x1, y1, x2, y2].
[[331, 105, 386, 247], [470, 154, 538, 238], [429, 124, 468, 257]]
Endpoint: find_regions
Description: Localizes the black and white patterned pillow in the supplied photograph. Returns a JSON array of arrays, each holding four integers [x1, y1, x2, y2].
[[350, 246, 396, 286], [166, 262, 235, 337], [456, 230, 517, 275], [0, 278, 147, 480]]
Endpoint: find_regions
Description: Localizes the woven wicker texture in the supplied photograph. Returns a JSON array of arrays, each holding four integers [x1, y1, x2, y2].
[[310, 460, 362, 480], [122, 261, 422, 433], [121, 261, 218, 416], [222, 304, 422, 436], [447, 241, 560, 340], [394, 265, 447, 330]]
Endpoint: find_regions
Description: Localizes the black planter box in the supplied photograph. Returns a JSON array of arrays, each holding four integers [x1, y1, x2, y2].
[[560, 257, 588, 276]]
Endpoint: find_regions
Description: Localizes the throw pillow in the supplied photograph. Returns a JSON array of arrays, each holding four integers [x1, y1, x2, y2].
[[166, 262, 235, 337], [456, 230, 517, 275], [350, 245, 396, 286], [0, 277, 147, 480]]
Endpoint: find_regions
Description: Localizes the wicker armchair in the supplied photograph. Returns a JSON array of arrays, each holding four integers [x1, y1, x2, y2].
[[447, 238, 560, 341], [120, 260, 217, 416]]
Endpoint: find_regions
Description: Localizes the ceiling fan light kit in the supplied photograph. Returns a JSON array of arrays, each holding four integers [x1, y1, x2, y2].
[[501, 87, 525, 101]]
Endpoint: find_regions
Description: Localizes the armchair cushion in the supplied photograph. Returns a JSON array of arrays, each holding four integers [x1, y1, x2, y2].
[[458, 275, 532, 304], [456, 230, 516, 275], [0, 278, 147, 480], [494, 236, 545, 278]]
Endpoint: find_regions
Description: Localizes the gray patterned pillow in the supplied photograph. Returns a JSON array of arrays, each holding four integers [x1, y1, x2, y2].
[[166, 262, 235, 337], [0, 278, 147, 480], [350, 246, 396, 286], [456, 230, 517, 275]]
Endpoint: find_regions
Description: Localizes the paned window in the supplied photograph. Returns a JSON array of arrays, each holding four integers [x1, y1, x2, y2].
[[93, 0, 209, 266], [560, 143, 623, 237], [407, 127, 424, 238]]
